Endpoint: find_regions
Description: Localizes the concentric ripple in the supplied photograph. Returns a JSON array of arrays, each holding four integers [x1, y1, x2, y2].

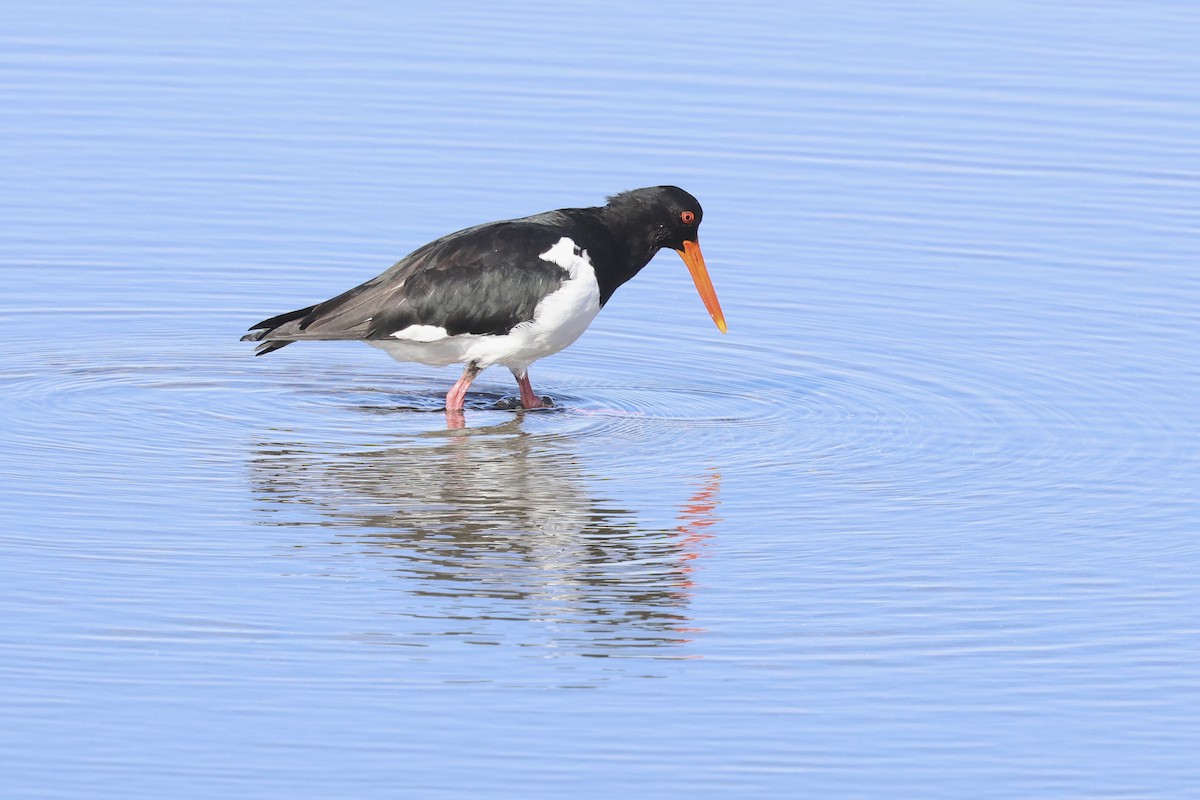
[[2, 304, 1186, 536]]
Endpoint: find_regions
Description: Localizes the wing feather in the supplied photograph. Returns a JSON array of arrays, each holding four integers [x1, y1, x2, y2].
[[243, 217, 574, 347]]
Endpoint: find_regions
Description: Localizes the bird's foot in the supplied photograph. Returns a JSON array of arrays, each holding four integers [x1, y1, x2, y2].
[[493, 395, 554, 411]]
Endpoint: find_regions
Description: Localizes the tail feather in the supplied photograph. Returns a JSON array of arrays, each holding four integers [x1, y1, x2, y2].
[[252, 340, 294, 356], [241, 304, 318, 355]]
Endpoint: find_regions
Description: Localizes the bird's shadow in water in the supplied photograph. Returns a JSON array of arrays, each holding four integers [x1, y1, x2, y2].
[[247, 413, 722, 661]]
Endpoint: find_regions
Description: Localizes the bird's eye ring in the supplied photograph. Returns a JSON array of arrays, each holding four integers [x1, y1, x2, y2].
[[681, 210, 696, 224]]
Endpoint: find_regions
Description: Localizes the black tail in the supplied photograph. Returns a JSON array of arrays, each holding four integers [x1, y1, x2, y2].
[[240, 304, 318, 355], [249, 340, 293, 355]]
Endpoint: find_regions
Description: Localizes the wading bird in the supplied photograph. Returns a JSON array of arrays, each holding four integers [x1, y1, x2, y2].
[[243, 186, 726, 416]]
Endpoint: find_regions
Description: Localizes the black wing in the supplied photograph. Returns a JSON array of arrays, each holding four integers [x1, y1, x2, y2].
[[242, 217, 574, 353]]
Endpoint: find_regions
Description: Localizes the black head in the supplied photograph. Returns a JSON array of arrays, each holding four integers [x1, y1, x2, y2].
[[604, 185, 704, 253], [601, 186, 725, 333]]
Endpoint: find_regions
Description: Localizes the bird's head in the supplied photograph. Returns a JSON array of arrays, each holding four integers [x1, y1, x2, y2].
[[605, 186, 726, 333]]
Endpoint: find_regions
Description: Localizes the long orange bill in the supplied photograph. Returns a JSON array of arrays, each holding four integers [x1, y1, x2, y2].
[[676, 239, 727, 333]]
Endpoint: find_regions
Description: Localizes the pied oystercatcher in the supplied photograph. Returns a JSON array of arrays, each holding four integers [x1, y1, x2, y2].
[[242, 186, 726, 413]]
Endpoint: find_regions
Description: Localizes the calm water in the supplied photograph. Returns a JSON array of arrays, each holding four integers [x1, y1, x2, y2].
[[3, 1, 1199, 797]]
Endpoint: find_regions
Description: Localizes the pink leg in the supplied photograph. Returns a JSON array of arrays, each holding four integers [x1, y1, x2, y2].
[[515, 371, 544, 410], [446, 362, 481, 411]]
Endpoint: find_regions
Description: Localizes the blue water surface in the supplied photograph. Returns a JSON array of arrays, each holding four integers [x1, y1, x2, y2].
[[2, 1, 1198, 797]]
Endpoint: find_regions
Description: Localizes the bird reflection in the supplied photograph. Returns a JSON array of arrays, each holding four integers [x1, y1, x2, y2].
[[249, 416, 721, 656]]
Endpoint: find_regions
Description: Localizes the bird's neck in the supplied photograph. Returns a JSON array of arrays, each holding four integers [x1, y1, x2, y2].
[[588, 208, 662, 304]]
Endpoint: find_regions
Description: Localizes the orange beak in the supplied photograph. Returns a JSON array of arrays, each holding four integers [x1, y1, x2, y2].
[[676, 239, 727, 333]]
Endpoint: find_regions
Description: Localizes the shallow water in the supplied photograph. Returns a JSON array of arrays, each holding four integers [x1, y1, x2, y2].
[[3, 1, 1199, 797]]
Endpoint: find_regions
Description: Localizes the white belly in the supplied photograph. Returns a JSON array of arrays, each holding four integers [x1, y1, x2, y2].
[[370, 237, 602, 375]]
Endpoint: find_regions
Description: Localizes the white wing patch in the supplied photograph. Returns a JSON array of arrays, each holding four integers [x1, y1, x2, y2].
[[390, 323, 449, 342]]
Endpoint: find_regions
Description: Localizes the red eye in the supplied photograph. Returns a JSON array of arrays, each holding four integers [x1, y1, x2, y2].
[[681, 210, 696, 224]]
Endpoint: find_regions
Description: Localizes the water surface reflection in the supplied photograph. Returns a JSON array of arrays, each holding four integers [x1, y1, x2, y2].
[[249, 417, 720, 657]]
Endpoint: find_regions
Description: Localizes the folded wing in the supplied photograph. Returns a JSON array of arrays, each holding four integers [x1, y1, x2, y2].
[[242, 220, 570, 354]]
